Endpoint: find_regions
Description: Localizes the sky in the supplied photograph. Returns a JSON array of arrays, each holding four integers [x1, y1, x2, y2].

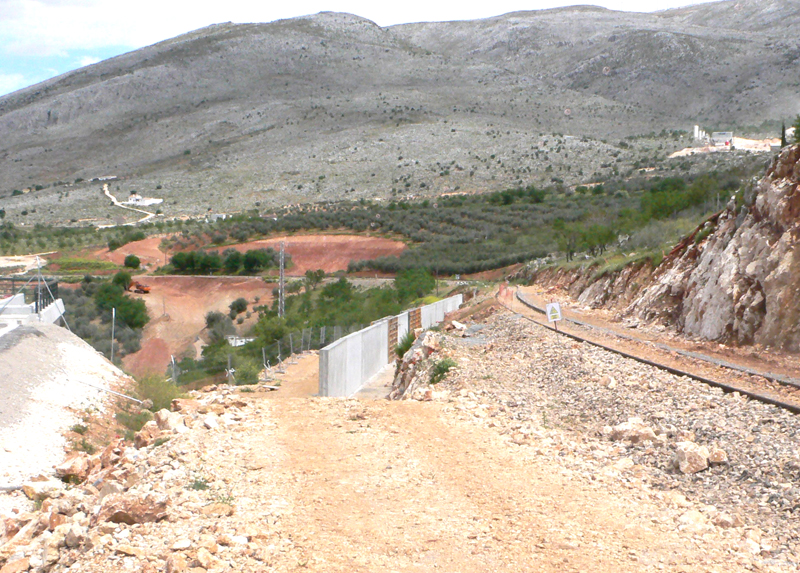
[[0, 0, 721, 97]]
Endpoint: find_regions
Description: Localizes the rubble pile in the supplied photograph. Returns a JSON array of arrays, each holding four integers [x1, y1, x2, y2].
[[389, 330, 442, 400], [0, 386, 289, 573]]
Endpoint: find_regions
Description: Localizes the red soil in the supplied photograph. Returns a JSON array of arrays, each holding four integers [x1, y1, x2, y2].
[[207, 235, 406, 275], [122, 276, 274, 378], [97, 234, 406, 276]]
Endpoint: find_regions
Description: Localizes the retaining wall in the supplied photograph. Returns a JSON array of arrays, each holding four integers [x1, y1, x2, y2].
[[319, 294, 463, 397]]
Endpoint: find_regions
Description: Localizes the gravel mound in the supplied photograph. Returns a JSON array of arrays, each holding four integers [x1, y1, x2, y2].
[[0, 324, 126, 494]]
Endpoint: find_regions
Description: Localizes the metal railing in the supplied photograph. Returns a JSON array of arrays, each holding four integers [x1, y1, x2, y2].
[[0, 277, 59, 312]]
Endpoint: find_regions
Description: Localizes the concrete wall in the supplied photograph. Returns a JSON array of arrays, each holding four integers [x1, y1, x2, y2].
[[420, 296, 463, 328], [319, 294, 462, 397], [319, 320, 388, 398], [396, 311, 409, 343]]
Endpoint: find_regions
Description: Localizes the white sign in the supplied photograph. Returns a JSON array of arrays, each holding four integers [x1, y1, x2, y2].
[[546, 302, 563, 323]]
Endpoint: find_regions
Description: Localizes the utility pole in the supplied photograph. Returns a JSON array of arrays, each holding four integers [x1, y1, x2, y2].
[[278, 241, 285, 318], [110, 307, 116, 363]]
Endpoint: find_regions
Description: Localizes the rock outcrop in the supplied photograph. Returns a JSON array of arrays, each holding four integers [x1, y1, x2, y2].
[[625, 145, 800, 349], [523, 145, 800, 350]]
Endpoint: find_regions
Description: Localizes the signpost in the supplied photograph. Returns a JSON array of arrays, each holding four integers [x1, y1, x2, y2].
[[546, 302, 563, 331]]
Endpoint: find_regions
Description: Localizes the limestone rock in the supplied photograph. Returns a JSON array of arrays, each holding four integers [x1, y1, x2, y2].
[[115, 544, 145, 557], [54, 453, 90, 482], [608, 417, 662, 445], [154, 409, 185, 432], [95, 493, 168, 525], [674, 441, 710, 474], [708, 446, 728, 465], [171, 539, 192, 550], [64, 524, 86, 548], [166, 553, 188, 573], [134, 420, 160, 449], [200, 503, 234, 517], [22, 478, 64, 501], [0, 557, 30, 573]]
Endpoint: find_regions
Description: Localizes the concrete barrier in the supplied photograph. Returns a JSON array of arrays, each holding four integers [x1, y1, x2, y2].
[[319, 294, 462, 397]]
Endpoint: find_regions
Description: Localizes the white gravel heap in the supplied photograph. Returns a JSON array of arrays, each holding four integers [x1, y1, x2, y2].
[[0, 324, 126, 514]]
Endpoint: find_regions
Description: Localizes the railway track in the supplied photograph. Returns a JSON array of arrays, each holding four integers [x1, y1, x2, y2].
[[494, 290, 800, 415]]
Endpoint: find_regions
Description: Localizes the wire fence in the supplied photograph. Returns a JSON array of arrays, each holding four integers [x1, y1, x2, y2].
[[170, 323, 366, 385]]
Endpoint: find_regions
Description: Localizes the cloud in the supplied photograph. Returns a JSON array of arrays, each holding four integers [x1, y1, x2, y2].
[[77, 55, 100, 67], [0, 73, 28, 96]]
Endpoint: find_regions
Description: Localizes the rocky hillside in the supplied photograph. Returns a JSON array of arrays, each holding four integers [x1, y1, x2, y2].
[[0, 0, 798, 224], [525, 144, 800, 351]]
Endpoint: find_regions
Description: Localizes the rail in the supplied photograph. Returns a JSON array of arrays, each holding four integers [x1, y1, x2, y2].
[[497, 290, 800, 415]]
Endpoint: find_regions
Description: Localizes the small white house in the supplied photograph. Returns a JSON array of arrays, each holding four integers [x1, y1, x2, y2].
[[711, 132, 734, 147]]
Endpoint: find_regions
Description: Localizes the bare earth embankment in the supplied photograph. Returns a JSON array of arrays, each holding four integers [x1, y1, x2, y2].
[[122, 276, 275, 378], [98, 234, 406, 276]]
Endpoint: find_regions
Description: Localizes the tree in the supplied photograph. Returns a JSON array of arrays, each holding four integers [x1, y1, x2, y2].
[[158, 238, 173, 266], [229, 297, 248, 316], [124, 254, 140, 269], [242, 249, 274, 273], [205, 311, 235, 343], [794, 115, 800, 144], [304, 269, 325, 291], [223, 250, 243, 274], [395, 268, 435, 302], [112, 271, 132, 290], [781, 122, 787, 148]]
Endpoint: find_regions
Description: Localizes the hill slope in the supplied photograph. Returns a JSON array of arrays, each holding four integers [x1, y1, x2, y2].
[[0, 1, 799, 224]]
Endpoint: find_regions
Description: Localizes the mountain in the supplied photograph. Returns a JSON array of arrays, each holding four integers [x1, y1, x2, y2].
[[1, 1, 798, 225]]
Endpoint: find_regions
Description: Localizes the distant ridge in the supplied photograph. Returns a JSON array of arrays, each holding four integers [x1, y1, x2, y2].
[[0, 0, 798, 224]]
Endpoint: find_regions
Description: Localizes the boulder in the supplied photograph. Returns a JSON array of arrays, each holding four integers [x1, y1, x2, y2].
[[154, 409, 185, 432], [134, 421, 160, 449], [95, 493, 168, 525], [608, 417, 662, 444], [22, 478, 64, 501], [674, 441, 710, 474], [65, 524, 86, 548], [0, 557, 30, 573], [171, 398, 200, 413], [55, 453, 90, 482]]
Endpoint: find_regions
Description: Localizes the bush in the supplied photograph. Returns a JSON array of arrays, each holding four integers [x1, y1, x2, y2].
[[124, 254, 141, 269], [112, 271, 132, 290], [229, 297, 248, 316], [430, 358, 457, 384], [395, 330, 415, 357], [134, 374, 186, 412]]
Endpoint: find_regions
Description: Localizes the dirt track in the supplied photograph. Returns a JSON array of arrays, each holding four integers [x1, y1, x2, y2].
[[231, 354, 737, 571]]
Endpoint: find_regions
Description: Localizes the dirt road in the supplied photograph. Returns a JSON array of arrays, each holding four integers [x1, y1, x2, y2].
[[230, 354, 734, 572]]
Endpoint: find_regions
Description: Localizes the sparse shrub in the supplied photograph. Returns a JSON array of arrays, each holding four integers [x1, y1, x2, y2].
[[395, 331, 415, 357], [189, 476, 210, 490], [430, 358, 456, 384], [70, 423, 88, 435], [229, 297, 247, 316], [134, 374, 186, 412]]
